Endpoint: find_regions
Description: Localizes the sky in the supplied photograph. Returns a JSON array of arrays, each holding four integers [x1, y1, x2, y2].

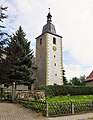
[[1, 0, 93, 80]]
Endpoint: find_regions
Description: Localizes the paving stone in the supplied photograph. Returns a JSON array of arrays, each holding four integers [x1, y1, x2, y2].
[[0, 103, 47, 120], [0, 103, 93, 120]]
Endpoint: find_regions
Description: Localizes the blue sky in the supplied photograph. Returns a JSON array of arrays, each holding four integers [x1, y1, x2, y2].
[[1, 0, 93, 80]]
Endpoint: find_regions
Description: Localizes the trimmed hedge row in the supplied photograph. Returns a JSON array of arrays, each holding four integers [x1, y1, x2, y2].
[[41, 85, 93, 97]]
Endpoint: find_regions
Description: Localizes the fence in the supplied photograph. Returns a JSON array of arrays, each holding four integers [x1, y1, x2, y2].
[[48, 101, 93, 117], [17, 99, 93, 117]]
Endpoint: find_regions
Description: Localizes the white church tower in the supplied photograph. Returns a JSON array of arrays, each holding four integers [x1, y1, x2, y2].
[[36, 9, 63, 87]]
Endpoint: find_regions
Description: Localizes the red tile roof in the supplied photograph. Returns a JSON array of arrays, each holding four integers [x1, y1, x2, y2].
[[86, 71, 93, 82]]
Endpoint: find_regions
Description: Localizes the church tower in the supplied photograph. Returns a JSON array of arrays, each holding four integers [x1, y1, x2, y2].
[[36, 9, 63, 87]]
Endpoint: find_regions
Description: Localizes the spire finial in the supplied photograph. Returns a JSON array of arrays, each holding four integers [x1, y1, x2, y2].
[[47, 7, 52, 23]]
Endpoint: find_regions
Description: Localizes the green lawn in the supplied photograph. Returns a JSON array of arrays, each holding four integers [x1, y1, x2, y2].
[[46, 95, 93, 103]]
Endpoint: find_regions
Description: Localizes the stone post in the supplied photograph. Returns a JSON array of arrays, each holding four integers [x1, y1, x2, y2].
[[12, 82, 15, 103], [46, 102, 49, 117], [71, 102, 74, 114], [0, 84, 4, 102]]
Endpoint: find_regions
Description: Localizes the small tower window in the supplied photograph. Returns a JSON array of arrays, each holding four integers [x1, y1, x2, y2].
[[54, 55, 56, 58], [54, 63, 56, 66], [53, 37, 56, 44], [55, 74, 57, 76], [40, 38, 42, 45]]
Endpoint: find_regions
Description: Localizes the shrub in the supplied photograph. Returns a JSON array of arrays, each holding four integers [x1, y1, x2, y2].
[[40, 85, 93, 97]]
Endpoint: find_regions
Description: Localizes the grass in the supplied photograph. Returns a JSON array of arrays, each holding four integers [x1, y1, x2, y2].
[[46, 95, 93, 103]]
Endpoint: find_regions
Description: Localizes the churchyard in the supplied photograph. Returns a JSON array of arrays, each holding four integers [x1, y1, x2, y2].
[[1, 85, 93, 117]]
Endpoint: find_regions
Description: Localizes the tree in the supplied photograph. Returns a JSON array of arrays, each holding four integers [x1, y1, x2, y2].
[[63, 69, 68, 85], [69, 77, 81, 86], [79, 75, 86, 86], [0, 5, 8, 85], [5, 26, 34, 87], [0, 58, 8, 84], [0, 5, 8, 51], [68, 75, 86, 86]]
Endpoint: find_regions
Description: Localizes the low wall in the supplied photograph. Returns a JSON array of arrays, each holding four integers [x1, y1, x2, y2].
[[16, 90, 45, 101]]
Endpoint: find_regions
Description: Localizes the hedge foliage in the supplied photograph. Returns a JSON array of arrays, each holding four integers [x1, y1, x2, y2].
[[41, 85, 93, 97]]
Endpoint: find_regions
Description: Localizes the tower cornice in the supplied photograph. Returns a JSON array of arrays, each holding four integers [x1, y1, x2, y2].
[[36, 31, 63, 39]]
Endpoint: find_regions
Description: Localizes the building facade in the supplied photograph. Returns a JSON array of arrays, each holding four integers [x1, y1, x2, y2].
[[86, 71, 93, 86], [35, 10, 63, 87]]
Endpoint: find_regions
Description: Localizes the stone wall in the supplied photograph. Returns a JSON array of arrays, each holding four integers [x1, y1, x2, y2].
[[16, 90, 45, 101]]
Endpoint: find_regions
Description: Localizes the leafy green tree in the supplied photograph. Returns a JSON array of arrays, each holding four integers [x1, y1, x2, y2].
[[68, 75, 86, 86], [69, 77, 81, 86], [79, 75, 86, 86], [63, 69, 68, 85], [5, 26, 34, 87]]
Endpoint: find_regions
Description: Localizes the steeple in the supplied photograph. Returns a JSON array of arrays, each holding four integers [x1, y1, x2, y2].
[[36, 8, 63, 87], [42, 8, 56, 34]]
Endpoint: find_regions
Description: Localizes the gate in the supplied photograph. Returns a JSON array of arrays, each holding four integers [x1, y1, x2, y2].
[[0, 87, 12, 102]]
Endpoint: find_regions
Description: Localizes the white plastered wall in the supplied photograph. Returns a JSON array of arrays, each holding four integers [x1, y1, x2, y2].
[[46, 33, 63, 85]]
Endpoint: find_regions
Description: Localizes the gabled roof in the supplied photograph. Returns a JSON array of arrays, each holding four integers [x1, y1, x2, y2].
[[86, 71, 93, 82]]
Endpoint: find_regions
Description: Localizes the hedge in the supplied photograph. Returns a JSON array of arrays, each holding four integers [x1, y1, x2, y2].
[[40, 85, 93, 97]]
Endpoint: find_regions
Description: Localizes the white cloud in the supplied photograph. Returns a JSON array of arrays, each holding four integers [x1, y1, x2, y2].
[[60, 1, 93, 66], [64, 64, 93, 80]]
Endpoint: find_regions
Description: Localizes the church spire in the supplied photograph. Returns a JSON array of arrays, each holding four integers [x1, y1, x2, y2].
[[47, 7, 52, 23], [42, 8, 56, 34]]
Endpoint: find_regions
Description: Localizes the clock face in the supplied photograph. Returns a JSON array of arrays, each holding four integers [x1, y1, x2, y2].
[[53, 46, 57, 51]]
